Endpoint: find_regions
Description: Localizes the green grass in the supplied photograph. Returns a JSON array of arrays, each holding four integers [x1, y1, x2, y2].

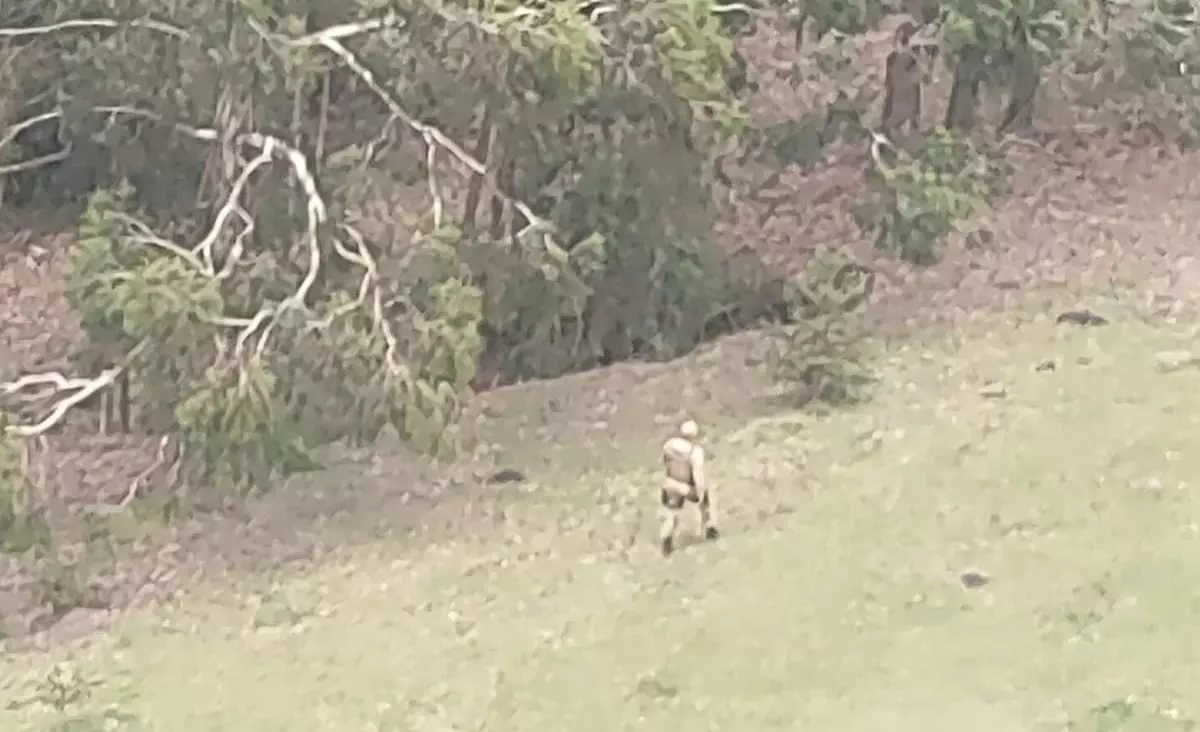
[[5, 312, 1200, 731]]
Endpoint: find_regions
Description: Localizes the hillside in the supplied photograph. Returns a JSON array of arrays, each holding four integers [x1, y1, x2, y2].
[[3, 3, 1200, 728], [2, 5, 1200, 641], [5, 286, 1200, 728]]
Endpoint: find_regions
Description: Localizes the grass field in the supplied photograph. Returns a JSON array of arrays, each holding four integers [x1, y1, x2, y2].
[[4, 308, 1200, 731]]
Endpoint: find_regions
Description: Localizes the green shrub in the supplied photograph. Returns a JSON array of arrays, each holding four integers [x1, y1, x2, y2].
[[859, 130, 1010, 265], [768, 247, 875, 407]]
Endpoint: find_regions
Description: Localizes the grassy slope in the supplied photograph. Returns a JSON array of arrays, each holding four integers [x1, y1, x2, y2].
[[5, 312, 1200, 731]]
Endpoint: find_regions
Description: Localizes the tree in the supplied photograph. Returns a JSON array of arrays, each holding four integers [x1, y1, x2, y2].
[[0, 0, 763, 495], [939, 0, 1084, 134]]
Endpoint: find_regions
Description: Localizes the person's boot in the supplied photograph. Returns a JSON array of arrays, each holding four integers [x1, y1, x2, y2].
[[704, 526, 720, 541], [661, 536, 674, 556]]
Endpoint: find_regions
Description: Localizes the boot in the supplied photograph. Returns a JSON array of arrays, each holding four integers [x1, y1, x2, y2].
[[661, 536, 674, 556], [704, 526, 720, 541]]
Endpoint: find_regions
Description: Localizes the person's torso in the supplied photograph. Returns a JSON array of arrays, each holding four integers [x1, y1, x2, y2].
[[662, 437, 696, 483]]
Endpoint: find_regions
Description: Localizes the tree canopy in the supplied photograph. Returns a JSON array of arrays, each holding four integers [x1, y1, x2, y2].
[[0, 0, 1196, 496]]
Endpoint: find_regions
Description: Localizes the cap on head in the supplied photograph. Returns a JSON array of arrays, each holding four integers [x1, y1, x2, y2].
[[679, 420, 699, 439]]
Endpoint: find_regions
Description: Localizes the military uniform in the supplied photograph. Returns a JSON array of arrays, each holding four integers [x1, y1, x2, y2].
[[659, 420, 719, 556]]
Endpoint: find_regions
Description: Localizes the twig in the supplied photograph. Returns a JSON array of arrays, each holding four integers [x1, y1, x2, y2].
[[0, 110, 62, 151], [119, 434, 176, 508], [112, 212, 209, 273], [868, 130, 898, 176]]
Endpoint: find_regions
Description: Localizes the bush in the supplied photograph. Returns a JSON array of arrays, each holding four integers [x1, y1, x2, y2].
[[768, 247, 875, 407], [858, 129, 1010, 265], [66, 184, 482, 495]]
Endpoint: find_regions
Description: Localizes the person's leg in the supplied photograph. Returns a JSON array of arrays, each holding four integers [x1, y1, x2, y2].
[[698, 487, 719, 540], [659, 504, 680, 556]]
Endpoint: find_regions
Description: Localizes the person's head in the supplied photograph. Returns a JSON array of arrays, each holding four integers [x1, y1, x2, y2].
[[680, 420, 699, 439]]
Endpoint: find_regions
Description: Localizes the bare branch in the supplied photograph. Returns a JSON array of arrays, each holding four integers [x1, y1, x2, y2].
[[2, 372, 99, 395], [0, 18, 191, 41], [89, 105, 217, 142], [338, 225, 405, 378], [240, 131, 326, 360], [74, 106, 330, 362], [112, 212, 209, 273], [192, 144, 274, 276], [868, 130, 898, 176], [252, 18, 558, 239], [711, 3, 754, 13], [2, 341, 148, 437], [119, 434, 179, 508], [0, 109, 61, 150], [0, 108, 71, 176], [0, 145, 72, 175], [427, 142, 443, 230]]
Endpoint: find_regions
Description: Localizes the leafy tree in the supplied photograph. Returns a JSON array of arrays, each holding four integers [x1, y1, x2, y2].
[[939, 0, 1087, 133], [0, 0, 773, 496]]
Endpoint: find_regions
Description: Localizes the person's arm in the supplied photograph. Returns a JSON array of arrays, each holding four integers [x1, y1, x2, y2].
[[689, 445, 706, 493]]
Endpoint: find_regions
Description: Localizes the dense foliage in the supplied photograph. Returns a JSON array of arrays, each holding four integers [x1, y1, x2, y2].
[[0, 0, 1196, 497], [0, 0, 767, 491]]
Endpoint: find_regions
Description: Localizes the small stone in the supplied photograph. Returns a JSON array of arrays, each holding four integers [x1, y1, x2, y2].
[[960, 570, 990, 589], [979, 382, 1007, 399], [1156, 350, 1200, 373], [1056, 310, 1109, 327], [486, 468, 527, 485]]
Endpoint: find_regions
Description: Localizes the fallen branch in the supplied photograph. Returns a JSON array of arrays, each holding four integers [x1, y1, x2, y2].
[[0, 17, 191, 41], [1, 341, 148, 437], [0, 108, 72, 176], [0, 13, 537, 389]]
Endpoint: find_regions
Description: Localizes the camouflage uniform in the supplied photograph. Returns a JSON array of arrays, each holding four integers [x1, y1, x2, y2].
[[659, 420, 719, 556]]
